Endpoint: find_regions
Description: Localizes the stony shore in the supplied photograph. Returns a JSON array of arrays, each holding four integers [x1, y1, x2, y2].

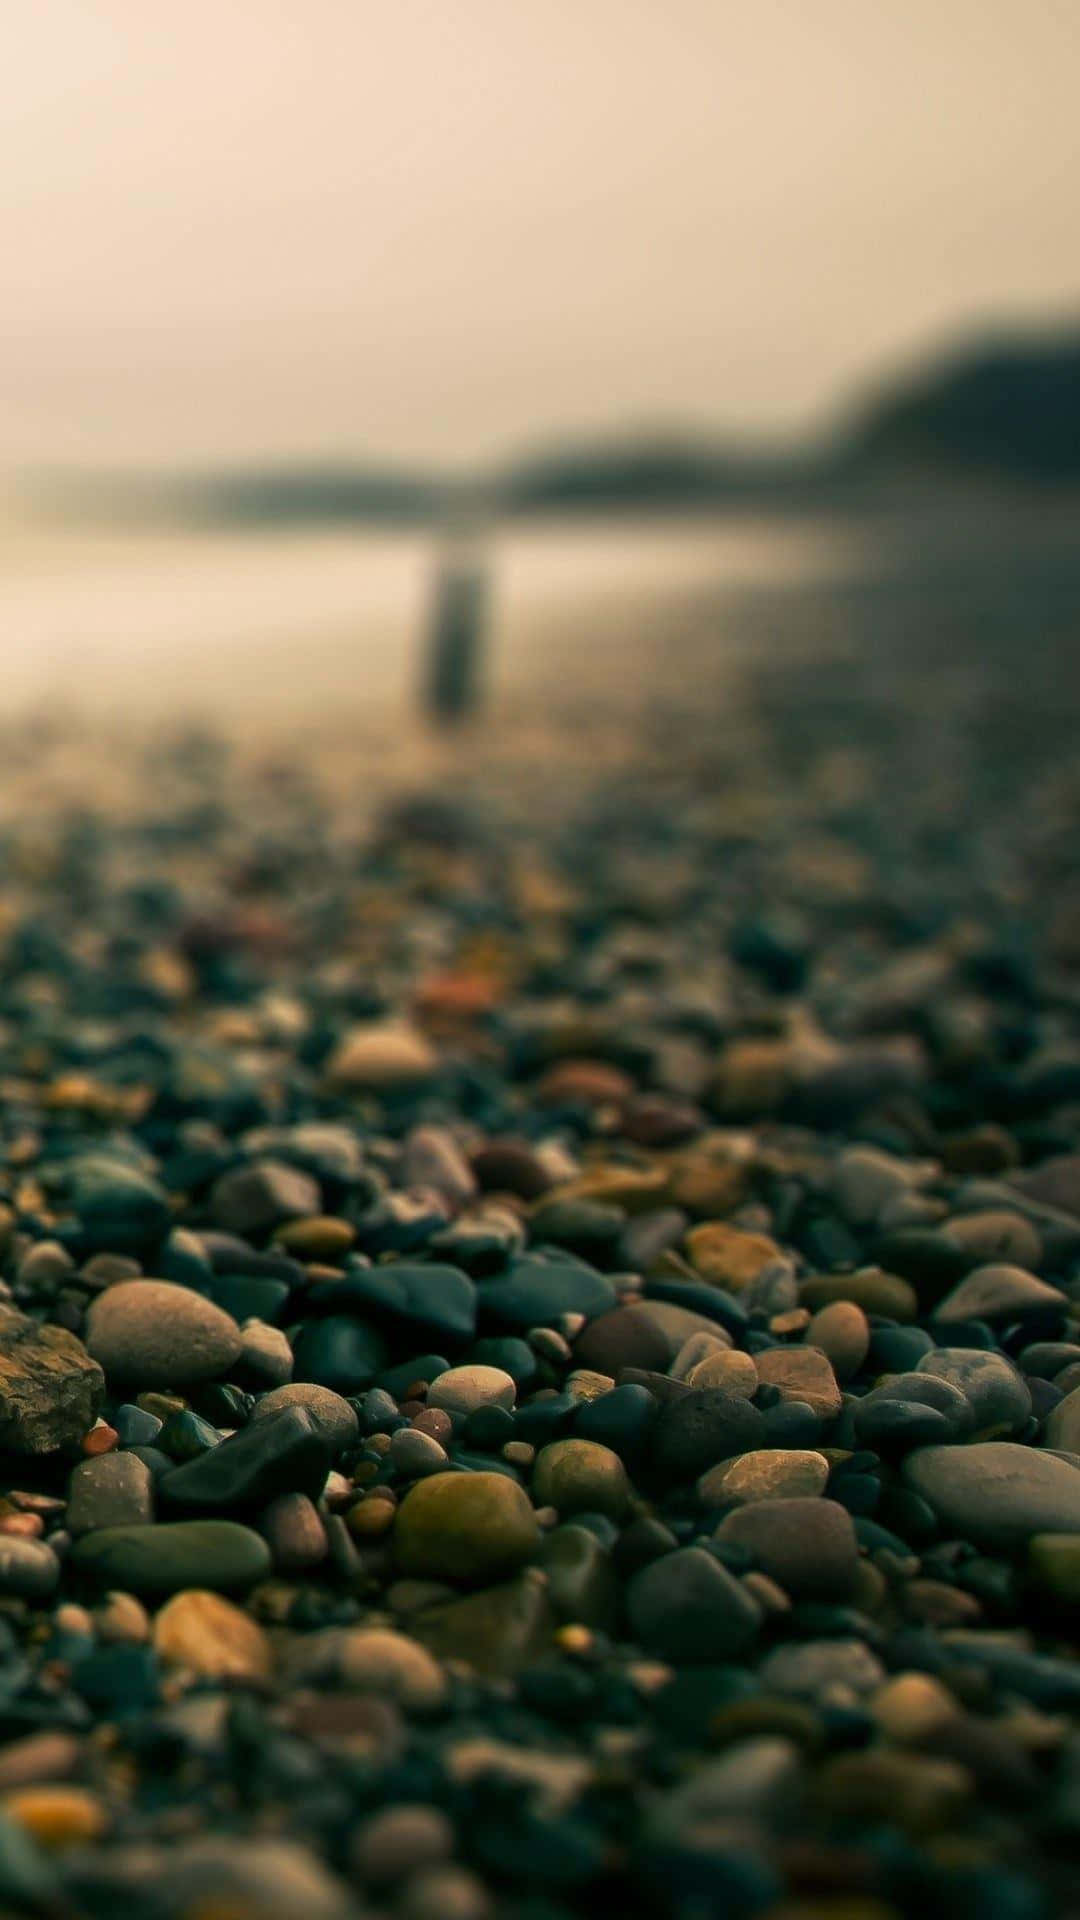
[[0, 667, 1077, 1920]]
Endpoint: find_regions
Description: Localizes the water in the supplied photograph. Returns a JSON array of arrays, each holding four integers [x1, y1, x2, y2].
[[0, 509, 867, 728]]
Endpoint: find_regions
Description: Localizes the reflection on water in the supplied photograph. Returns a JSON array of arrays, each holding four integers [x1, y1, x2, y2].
[[0, 499, 1077, 759], [0, 511, 867, 725]]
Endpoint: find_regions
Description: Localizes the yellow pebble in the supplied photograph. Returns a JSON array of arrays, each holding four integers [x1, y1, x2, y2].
[[4, 1786, 108, 1849]]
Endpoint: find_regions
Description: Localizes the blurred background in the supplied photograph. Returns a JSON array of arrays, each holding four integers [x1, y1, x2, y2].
[[2, 0, 1078, 774]]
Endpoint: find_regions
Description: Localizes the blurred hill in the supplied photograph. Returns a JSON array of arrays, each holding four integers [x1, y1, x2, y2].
[[33, 321, 1080, 527]]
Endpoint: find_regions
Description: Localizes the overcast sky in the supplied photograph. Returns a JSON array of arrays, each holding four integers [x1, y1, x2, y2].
[[4, 0, 1078, 469]]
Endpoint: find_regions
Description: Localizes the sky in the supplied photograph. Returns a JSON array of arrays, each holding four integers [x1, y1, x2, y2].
[[4, 0, 1078, 469]]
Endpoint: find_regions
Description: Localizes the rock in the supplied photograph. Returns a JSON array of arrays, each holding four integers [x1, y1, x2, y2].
[[812, 1750, 971, 1836], [71, 1521, 272, 1596], [291, 1315, 389, 1395], [806, 1301, 870, 1381], [903, 1442, 1080, 1549], [338, 1627, 448, 1709], [66, 1453, 154, 1534], [532, 1439, 632, 1519], [539, 1524, 620, 1629], [390, 1427, 449, 1478], [0, 1305, 104, 1454], [427, 1365, 516, 1416], [160, 1407, 331, 1513], [239, 1319, 293, 1385], [309, 1263, 477, 1350], [84, 1281, 242, 1390], [685, 1348, 760, 1397], [757, 1637, 886, 1700], [259, 1491, 328, 1570], [60, 1155, 170, 1254], [684, 1223, 784, 1290], [870, 1672, 959, 1742], [153, 1589, 272, 1680], [409, 1571, 555, 1678], [941, 1210, 1043, 1269], [650, 1389, 764, 1481], [832, 1145, 927, 1227], [916, 1348, 1031, 1434], [394, 1472, 541, 1582], [0, 1538, 60, 1600], [714, 1497, 858, 1598], [210, 1159, 321, 1236], [754, 1346, 842, 1420], [274, 1215, 357, 1262], [626, 1546, 762, 1660], [249, 1381, 359, 1451], [1028, 1532, 1080, 1602], [352, 1805, 456, 1885], [572, 1306, 674, 1375], [4, 1785, 108, 1849], [477, 1255, 616, 1332], [933, 1263, 1065, 1324], [800, 1268, 919, 1323], [698, 1449, 829, 1507], [1045, 1387, 1080, 1452], [325, 1021, 438, 1091], [400, 1127, 477, 1206]]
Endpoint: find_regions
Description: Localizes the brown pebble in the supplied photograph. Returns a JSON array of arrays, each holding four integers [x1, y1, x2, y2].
[[4, 1786, 108, 1849], [82, 1422, 118, 1456], [411, 1409, 453, 1445], [260, 1492, 329, 1572], [0, 1513, 44, 1538], [153, 1590, 273, 1682], [347, 1497, 396, 1539]]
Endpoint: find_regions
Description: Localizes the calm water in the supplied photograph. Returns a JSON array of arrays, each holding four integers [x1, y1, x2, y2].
[[0, 510, 868, 727], [2, 498, 1077, 750]]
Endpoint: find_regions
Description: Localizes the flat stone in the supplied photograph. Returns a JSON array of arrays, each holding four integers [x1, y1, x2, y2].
[[291, 1315, 389, 1395], [477, 1255, 616, 1332], [393, 1471, 540, 1582], [160, 1407, 331, 1514], [66, 1453, 154, 1534], [699, 1448, 830, 1507], [71, 1521, 272, 1596], [941, 1210, 1043, 1269], [800, 1268, 918, 1323], [0, 1305, 104, 1455], [626, 1546, 762, 1660], [259, 1491, 328, 1570], [338, 1626, 448, 1709], [714, 1497, 858, 1598], [684, 1223, 783, 1291], [85, 1281, 242, 1390], [933, 1263, 1065, 1324], [427, 1365, 516, 1416], [153, 1589, 272, 1680], [903, 1442, 1080, 1549], [754, 1346, 842, 1420], [325, 1021, 438, 1091], [308, 1263, 477, 1350]]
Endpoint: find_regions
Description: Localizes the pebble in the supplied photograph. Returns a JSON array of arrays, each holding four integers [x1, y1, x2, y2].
[[805, 1299, 870, 1381], [248, 1381, 360, 1451], [531, 1438, 632, 1518], [71, 1520, 272, 1595], [427, 1365, 516, 1415], [754, 1345, 843, 1419], [338, 1626, 448, 1709], [84, 1280, 242, 1388], [903, 1442, 1080, 1549], [393, 1472, 541, 1581], [153, 1589, 273, 1680], [933, 1262, 1066, 1324], [325, 1020, 438, 1090], [916, 1347, 1032, 1433], [715, 1496, 859, 1598], [65, 1452, 154, 1534], [698, 1448, 830, 1506], [626, 1546, 763, 1660], [0, 1538, 60, 1601]]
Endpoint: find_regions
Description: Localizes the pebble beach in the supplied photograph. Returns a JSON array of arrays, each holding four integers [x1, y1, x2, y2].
[[0, 571, 1077, 1920]]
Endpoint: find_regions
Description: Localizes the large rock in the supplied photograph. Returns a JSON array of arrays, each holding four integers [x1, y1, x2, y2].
[[903, 1442, 1080, 1550], [0, 1304, 103, 1454], [393, 1471, 540, 1582], [85, 1280, 242, 1389]]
